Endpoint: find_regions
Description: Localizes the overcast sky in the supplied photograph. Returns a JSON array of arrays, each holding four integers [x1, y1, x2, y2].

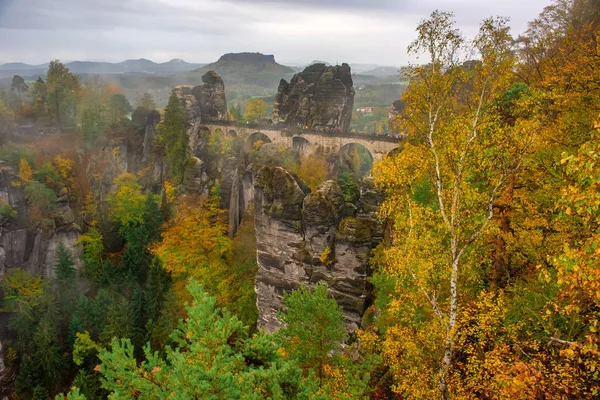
[[0, 0, 553, 66]]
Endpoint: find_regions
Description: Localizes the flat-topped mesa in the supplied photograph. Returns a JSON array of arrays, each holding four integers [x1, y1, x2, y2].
[[273, 63, 355, 132], [218, 52, 276, 64]]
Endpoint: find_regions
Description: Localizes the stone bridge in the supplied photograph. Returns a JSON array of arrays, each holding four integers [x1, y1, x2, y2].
[[201, 122, 401, 162]]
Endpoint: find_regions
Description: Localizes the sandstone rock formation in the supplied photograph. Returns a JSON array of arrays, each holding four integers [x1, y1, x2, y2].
[[192, 71, 228, 121], [254, 168, 383, 332], [0, 341, 7, 400], [273, 63, 355, 132], [254, 166, 309, 331], [140, 108, 161, 164], [169, 71, 228, 195], [173, 71, 227, 124], [0, 161, 81, 280], [182, 157, 209, 195], [220, 157, 239, 210]]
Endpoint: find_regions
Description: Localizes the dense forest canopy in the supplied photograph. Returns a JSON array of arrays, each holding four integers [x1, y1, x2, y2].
[[0, 0, 599, 398]]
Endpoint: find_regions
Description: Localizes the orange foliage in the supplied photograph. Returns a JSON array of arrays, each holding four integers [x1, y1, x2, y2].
[[14, 158, 32, 187], [151, 198, 229, 277], [295, 153, 329, 191]]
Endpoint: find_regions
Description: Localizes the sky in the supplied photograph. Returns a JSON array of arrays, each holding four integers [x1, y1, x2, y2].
[[0, 0, 554, 66]]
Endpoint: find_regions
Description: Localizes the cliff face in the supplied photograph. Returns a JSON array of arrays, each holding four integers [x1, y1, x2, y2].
[[253, 167, 383, 332], [173, 71, 228, 124], [171, 71, 228, 195], [273, 63, 355, 132], [0, 162, 82, 280], [192, 71, 228, 121]]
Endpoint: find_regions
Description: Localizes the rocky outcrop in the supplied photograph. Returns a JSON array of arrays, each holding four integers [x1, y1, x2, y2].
[[0, 161, 82, 280], [0, 340, 7, 400], [329, 217, 372, 329], [192, 71, 228, 121], [141, 109, 161, 163], [254, 166, 309, 331], [254, 169, 383, 333], [182, 157, 209, 196], [220, 157, 238, 210], [273, 63, 355, 132], [169, 71, 228, 195], [173, 71, 227, 124], [302, 180, 344, 264]]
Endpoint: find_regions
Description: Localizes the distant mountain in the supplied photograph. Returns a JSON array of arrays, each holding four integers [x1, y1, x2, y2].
[[0, 62, 47, 71], [181, 53, 295, 88], [349, 63, 380, 74], [0, 59, 206, 78], [360, 66, 401, 77]]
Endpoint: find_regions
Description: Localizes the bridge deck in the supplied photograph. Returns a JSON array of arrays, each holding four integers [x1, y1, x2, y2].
[[205, 120, 402, 143]]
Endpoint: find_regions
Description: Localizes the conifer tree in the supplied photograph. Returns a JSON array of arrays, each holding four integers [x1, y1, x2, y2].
[[158, 91, 189, 183], [277, 283, 347, 379], [60, 280, 305, 399], [55, 242, 78, 320]]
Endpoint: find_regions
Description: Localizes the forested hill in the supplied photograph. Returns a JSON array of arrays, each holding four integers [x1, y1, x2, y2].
[[0, 59, 206, 79], [0, 0, 600, 398], [179, 52, 295, 88]]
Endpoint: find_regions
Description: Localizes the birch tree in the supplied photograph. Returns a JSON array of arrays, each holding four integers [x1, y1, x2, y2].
[[374, 12, 537, 398]]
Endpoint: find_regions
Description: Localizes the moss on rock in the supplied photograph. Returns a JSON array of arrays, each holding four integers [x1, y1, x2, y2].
[[336, 217, 371, 243]]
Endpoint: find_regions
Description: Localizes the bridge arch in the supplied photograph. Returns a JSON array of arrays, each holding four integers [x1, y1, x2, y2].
[[245, 131, 272, 154], [227, 129, 238, 138], [292, 136, 312, 156], [387, 146, 402, 159], [338, 142, 374, 178]]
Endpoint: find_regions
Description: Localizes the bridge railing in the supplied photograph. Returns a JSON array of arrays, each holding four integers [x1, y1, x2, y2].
[[203, 119, 403, 143]]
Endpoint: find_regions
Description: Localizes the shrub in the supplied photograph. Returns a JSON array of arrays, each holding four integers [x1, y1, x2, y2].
[[296, 154, 329, 191], [0, 143, 35, 165], [338, 171, 360, 203], [33, 162, 63, 191], [24, 181, 57, 212], [0, 200, 16, 219]]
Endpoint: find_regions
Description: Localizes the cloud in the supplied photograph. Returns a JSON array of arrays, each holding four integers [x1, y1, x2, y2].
[[0, 0, 554, 65]]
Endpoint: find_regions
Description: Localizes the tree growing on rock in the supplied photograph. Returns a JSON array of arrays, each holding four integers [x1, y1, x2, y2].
[[277, 283, 346, 378], [157, 91, 189, 183]]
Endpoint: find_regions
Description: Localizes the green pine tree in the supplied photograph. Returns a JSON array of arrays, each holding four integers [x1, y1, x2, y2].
[[62, 280, 305, 399], [55, 243, 78, 318], [158, 91, 189, 183], [277, 283, 347, 379]]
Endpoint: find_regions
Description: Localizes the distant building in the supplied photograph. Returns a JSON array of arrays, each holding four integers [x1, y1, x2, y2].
[[356, 107, 373, 114]]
